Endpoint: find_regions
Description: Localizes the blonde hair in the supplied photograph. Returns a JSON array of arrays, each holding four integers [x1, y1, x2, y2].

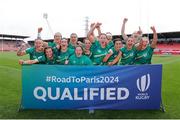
[[142, 37, 149, 44], [54, 32, 62, 39]]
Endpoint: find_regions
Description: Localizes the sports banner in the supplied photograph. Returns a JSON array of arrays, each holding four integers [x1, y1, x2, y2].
[[21, 65, 162, 110]]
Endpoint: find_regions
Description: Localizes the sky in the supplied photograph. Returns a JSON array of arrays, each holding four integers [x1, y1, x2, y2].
[[0, 0, 180, 41]]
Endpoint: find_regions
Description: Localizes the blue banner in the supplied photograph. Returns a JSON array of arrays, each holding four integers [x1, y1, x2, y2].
[[22, 65, 162, 110]]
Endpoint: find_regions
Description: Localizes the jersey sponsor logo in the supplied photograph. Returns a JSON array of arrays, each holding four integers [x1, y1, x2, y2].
[[122, 52, 134, 59], [97, 49, 102, 53], [143, 53, 148, 57], [129, 52, 134, 57]]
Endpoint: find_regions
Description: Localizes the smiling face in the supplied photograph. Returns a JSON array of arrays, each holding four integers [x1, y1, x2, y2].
[[70, 33, 78, 44], [35, 39, 43, 50], [45, 47, 53, 59], [54, 32, 62, 45], [142, 37, 149, 46], [114, 40, 122, 50], [61, 38, 68, 48], [99, 34, 108, 48], [84, 39, 91, 50], [75, 46, 83, 57], [126, 37, 134, 48]]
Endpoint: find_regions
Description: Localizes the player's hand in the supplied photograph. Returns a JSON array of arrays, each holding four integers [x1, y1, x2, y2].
[[137, 26, 143, 35], [150, 26, 156, 32], [95, 22, 102, 28], [65, 60, 69, 65], [19, 60, 24, 65], [123, 18, 128, 24], [38, 27, 43, 33], [77, 41, 83, 46], [108, 62, 113, 66], [90, 23, 95, 28]]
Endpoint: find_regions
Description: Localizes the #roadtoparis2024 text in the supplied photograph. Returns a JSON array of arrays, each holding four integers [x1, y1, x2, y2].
[[46, 76, 120, 84]]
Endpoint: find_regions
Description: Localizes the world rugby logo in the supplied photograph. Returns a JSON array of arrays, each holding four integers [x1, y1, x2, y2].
[[137, 74, 150, 92]]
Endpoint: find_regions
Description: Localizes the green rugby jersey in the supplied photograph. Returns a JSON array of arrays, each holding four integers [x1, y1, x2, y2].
[[107, 40, 114, 50], [107, 47, 120, 65], [68, 54, 93, 65], [25, 47, 44, 60], [91, 40, 108, 65], [118, 46, 136, 65], [84, 50, 92, 58], [48, 42, 57, 49], [68, 42, 77, 49], [135, 45, 154, 64], [56, 48, 74, 65]]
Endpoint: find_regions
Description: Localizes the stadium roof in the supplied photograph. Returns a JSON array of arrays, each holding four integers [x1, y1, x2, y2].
[[0, 34, 29, 39], [148, 31, 180, 39], [112, 31, 180, 40]]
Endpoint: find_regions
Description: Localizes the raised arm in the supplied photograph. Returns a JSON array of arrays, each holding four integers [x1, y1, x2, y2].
[[37, 27, 49, 47], [121, 18, 128, 41], [38, 27, 47, 47], [37, 27, 43, 39], [96, 22, 102, 37], [87, 23, 96, 43], [150, 26, 158, 48], [88, 23, 96, 37], [133, 26, 143, 50], [134, 26, 143, 43], [138, 26, 143, 35]]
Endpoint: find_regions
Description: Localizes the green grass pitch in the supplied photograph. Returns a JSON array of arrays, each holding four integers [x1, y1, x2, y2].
[[0, 52, 180, 119]]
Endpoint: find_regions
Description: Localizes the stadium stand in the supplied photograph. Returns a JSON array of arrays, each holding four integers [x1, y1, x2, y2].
[[0, 34, 29, 51], [154, 43, 180, 55], [1, 31, 180, 54]]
